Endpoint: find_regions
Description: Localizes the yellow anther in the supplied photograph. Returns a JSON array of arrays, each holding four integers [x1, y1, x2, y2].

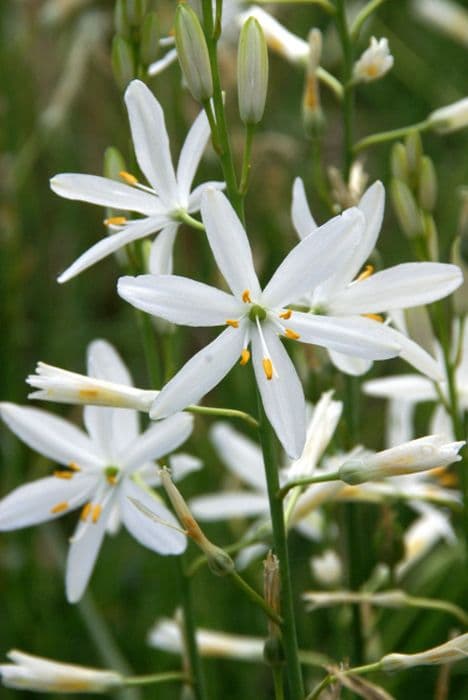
[[431, 466, 458, 488], [119, 170, 138, 185], [54, 470, 74, 480], [240, 349, 250, 366], [242, 290, 252, 303], [356, 264, 374, 282], [92, 504, 102, 523], [68, 462, 81, 472], [104, 216, 128, 227], [81, 502, 92, 521], [262, 358, 273, 380], [284, 328, 300, 340], [280, 309, 292, 320], [362, 313, 384, 323], [79, 388, 99, 399], [226, 319, 239, 328], [106, 475, 117, 486], [50, 501, 69, 514]]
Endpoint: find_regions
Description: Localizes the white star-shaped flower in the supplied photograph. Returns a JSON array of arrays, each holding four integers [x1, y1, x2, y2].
[[118, 188, 403, 458], [291, 178, 463, 378], [50, 80, 223, 283], [0, 340, 198, 602], [353, 37, 394, 83]]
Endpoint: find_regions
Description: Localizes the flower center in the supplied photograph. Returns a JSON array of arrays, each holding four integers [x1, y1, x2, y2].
[[248, 304, 267, 322], [105, 466, 120, 485]]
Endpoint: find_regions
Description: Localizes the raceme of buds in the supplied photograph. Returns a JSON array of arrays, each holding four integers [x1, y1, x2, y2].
[[391, 178, 424, 238], [237, 18, 269, 125], [0, 650, 123, 693], [418, 156, 438, 211], [338, 436, 465, 485], [175, 5, 213, 103], [112, 35, 136, 90], [353, 37, 394, 83], [428, 97, 468, 133], [302, 29, 324, 137], [381, 633, 468, 672]]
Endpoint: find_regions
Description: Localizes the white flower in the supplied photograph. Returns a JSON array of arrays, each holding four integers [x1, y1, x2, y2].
[[50, 80, 223, 283], [118, 188, 402, 458], [428, 97, 468, 133], [291, 178, 463, 378], [353, 37, 394, 83], [412, 0, 468, 48], [381, 632, 468, 671], [310, 549, 342, 587], [0, 650, 122, 693], [0, 340, 196, 602]]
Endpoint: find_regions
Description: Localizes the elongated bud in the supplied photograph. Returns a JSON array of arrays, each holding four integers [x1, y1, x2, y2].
[[451, 237, 468, 314], [237, 18, 268, 125], [391, 178, 424, 238], [428, 97, 468, 133], [140, 12, 159, 67], [112, 36, 136, 89], [103, 147, 127, 180], [114, 0, 130, 37], [418, 156, 437, 211], [175, 5, 213, 103], [126, 0, 147, 27], [405, 130, 423, 176], [302, 29, 325, 138], [381, 633, 468, 672], [390, 142, 409, 183], [338, 436, 464, 485], [263, 552, 284, 667]]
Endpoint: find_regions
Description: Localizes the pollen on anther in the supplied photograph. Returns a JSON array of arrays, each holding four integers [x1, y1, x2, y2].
[[50, 501, 69, 514], [69, 462, 81, 472], [81, 502, 92, 521], [242, 290, 252, 303], [280, 309, 292, 320], [262, 358, 273, 380], [240, 349, 250, 366], [226, 319, 239, 328], [284, 328, 300, 340], [119, 170, 138, 185], [92, 504, 102, 523], [362, 313, 384, 322], [54, 470, 74, 480], [104, 216, 128, 227], [356, 264, 374, 282]]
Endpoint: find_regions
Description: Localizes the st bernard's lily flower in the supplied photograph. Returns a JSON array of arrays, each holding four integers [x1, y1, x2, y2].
[[50, 79, 223, 283], [353, 37, 394, 83], [381, 632, 468, 671], [118, 188, 401, 458], [0, 340, 195, 602], [291, 178, 463, 378]]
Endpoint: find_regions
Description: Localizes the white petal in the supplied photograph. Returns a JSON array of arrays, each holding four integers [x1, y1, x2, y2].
[[262, 208, 364, 308], [430, 405, 454, 438], [0, 476, 94, 530], [168, 453, 202, 481], [190, 492, 268, 520], [328, 350, 372, 376], [58, 216, 168, 283], [122, 413, 194, 472], [329, 263, 463, 315], [236, 543, 269, 570], [87, 339, 134, 386], [149, 224, 179, 275], [363, 375, 437, 401], [210, 422, 266, 491], [150, 325, 245, 419], [251, 325, 306, 459], [187, 181, 225, 213], [121, 480, 186, 554], [147, 47, 178, 76], [386, 400, 415, 448], [50, 174, 162, 215], [291, 177, 317, 239], [287, 313, 400, 359], [124, 80, 178, 204], [381, 326, 444, 381], [201, 189, 261, 298], [0, 403, 102, 470], [176, 109, 211, 201], [118, 274, 243, 326]]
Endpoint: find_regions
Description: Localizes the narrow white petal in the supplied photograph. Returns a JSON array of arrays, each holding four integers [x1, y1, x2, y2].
[[122, 413, 194, 472], [58, 216, 168, 283], [176, 109, 211, 201], [187, 181, 225, 213], [121, 480, 186, 554], [328, 350, 372, 376], [0, 476, 94, 530], [236, 543, 269, 571], [291, 177, 317, 239], [87, 339, 134, 386], [210, 422, 266, 491], [430, 405, 454, 438], [380, 326, 444, 381], [124, 80, 178, 203], [50, 174, 162, 215], [329, 263, 463, 315], [147, 47, 178, 76], [0, 403, 102, 469], [118, 274, 243, 326], [190, 492, 268, 520], [168, 453, 202, 481], [363, 375, 437, 401], [251, 325, 306, 459], [287, 313, 400, 359], [387, 400, 415, 448], [262, 208, 364, 308], [150, 326, 245, 419], [149, 224, 179, 275], [201, 189, 261, 298]]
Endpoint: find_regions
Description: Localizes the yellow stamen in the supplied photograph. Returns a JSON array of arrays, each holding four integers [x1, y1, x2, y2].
[[356, 264, 374, 282], [242, 290, 252, 303], [280, 309, 292, 320], [262, 358, 273, 380], [54, 470, 74, 480], [362, 313, 384, 323], [430, 466, 459, 488], [69, 462, 81, 472], [79, 388, 99, 399], [284, 328, 300, 340], [50, 501, 69, 514], [119, 170, 138, 185], [226, 319, 239, 328], [240, 349, 250, 366], [81, 502, 92, 521], [104, 216, 127, 227], [106, 475, 117, 486], [92, 504, 102, 523]]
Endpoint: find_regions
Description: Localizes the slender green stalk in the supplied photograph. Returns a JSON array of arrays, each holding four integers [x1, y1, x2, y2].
[[239, 123, 256, 195], [279, 470, 341, 500], [176, 557, 207, 700], [335, 0, 355, 179], [272, 666, 285, 700], [178, 210, 206, 231], [350, 0, 391, 40], [230, 570, 283, 625], [354, 120, 431, 153], [124, 671, 189, 687], [253, 0, 335, 11], [306, 662, 381, 700], [316, 67, 344, 100], [256, 395, 304, 699], [186, 404, 259, 428]]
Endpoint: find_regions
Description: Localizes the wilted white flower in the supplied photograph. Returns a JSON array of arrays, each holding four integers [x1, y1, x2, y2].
[[428, 97, 468, 133], [381, 632, 468, 671], [353, 37, 394, 83]]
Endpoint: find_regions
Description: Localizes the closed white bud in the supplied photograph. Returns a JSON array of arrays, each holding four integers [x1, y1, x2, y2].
[[175, 5, 213, 102], [339, 436, 465, 485], [0, 650, 122, 693], [303, 29, 324, 136], [353, 37, 394, 83], [391, 178, 424, 238], [237, 18, 268, 124], [428, 98, 468, 133], [381, 633, 468, 672]]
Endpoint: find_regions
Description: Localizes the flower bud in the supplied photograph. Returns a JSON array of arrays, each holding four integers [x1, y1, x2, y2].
[[112, 35, 136, 89], [391, 178, 424, 238], [264, 552, 281, 639], [418, 156, 438, 211], [353, 37, 394, 83], [237, 18, 269, 125], [114, 0, 131, 37], [381, 633, 468, 672], [390, 142, 409, 183], [428, 97, 468, 133], [338, 436, 464, 485], [140, 12, 160, 67], [451, 237, 468, 314], [126, 0, 147, 27], [302, 29, 325, 138], [0, 650, 123, 693], [175, 5, 213, 103], [103, 147, 127, 180], [405, 130, 423, 176]]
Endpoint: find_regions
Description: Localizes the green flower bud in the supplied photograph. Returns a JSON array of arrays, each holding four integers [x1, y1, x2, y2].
[[405, 130, 422, 176], [112, 36, 136, 90], [418, 156, 437, 211], [103, 147, 127, 180], [424, 213, 439, 261], [126, 0, 147, 27], [175, 5, 213, 103], [390, 142, 409, 183], [140, 12, 159, 67], [237, 17, 269, 125], [451, 237, 468, 315], [114, 0, 130, 38], [391, 178, 424, 238]]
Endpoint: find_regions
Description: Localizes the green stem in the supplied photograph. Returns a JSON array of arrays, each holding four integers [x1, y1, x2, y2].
[[316, 67, 344, 100], [272, 666, 285, 700], [178, 211, 206, 231], [186, 404, 259, 428], [306, 662, 381, 700], [336, 0, 355, 179], [230, 570, 283, 625], [279, 470, 341, 500], [239, 123, 256, 195], [354, 120, 431, 153], [124, 671, 189, 687], [256, 394, 304, 699], [253, 0, 335, 11], [176, 557, 207, 700], [137, 310, 161, 388], [350, 0, 390, 40]]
